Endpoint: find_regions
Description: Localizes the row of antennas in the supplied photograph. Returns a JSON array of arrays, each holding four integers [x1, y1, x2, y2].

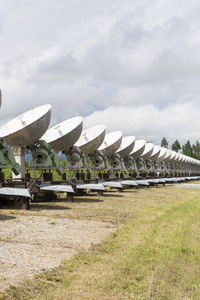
[[0, 91, 199, 179]]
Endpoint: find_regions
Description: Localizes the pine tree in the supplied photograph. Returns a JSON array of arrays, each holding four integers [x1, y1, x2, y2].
[[161, 137, 169, 148]]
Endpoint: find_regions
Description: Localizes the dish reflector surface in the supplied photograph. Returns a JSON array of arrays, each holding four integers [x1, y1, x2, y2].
[[116, 136, 135, 158], [0, 104, 51, 146], [41, 116, 83, 151], [98, 131, 122, 157], [129, 140, 146, 160], [149, 145, 161, 161], [169, 151, 178, 163], [157, 147, 168, 162], [140, 143, 154, 160], [162, 149, 172, 162], [75, 125, 106, 155]]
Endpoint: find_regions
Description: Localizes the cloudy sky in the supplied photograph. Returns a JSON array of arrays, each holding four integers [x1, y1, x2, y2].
[[1, 0, 200, 147]]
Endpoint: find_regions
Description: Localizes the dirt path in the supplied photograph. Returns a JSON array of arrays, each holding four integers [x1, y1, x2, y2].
[[0, 213, 116, 290]]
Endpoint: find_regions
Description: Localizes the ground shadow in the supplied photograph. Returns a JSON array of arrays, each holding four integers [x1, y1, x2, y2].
[[30, 204, 72, 210], [73, 197, 104, 203], [0, 214, 17, 221], [119, 189, 139, 193]]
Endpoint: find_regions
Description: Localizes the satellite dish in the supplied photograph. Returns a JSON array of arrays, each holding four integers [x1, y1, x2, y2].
[[98, 131, 122, 157], [157, 147, 168, 162], [41, 116, 83, 151], [140, 143, 154, 160], [174, 152, 181, 163], [0, 88, 2, 109], [75, 125, 106, 155], [181, 155, 189, 165], [180, 154, 187, 163], [174, 153, 182, 163], [169, 151, 177, 163], [162, 149, 172, 163], [116, 136, 135, 158], [129, 140, 146, 160], [0, 104, 51, 146], [149, 145, 161, 162]]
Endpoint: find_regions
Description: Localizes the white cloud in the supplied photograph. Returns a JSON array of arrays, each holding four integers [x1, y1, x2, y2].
[[83, 101, 200, 146], [0, 0, 200, 148]]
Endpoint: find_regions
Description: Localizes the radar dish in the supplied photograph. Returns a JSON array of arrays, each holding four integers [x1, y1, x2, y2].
[[41, 116, 83, 151], [162, 149, 172, 163], [75, 125, 106, 155], [129, 140, 146, 160], [174, 153, 182, 163], [140, 143, 154, 160], [98, 131, 122, 157], [179, 154, 187, 163], [169, 151, 177, 163], [149, 145, 161, 162], [0, 104, 51, 146], [181, 155, 188, 165], [157, 147, 168, 162], [116, 136, 135, 158]]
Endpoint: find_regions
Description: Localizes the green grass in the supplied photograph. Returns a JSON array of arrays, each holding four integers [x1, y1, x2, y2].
[[1, 185, 200, 299]]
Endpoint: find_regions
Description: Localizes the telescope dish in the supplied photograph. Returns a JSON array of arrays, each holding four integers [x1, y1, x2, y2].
[[174, 152, 181, 163], [169, 151, 177, 163], [129, 140, 146, 160], [149, 145, 161, 162], [162, 149, 172, 163], [116, 136, 135, 158], [140, 143, 154, 161], [75, 125, 106, 155], [41, 116, 83, 151], [183, 155, 190, 165], [180, 154, 187, 163], [98, 131, 122, 157], [0, 104, 51, 146], [157, 147, 168, 162], [175, 153, 182, 163]]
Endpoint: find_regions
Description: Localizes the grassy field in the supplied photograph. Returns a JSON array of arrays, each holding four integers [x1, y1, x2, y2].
[[1, 183, 200, 299]]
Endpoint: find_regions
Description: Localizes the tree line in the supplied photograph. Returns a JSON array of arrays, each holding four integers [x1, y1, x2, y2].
[[160, 137, 200, 160]]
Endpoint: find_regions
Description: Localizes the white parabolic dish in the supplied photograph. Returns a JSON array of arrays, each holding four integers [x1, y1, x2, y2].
[[157, 147, 168, 162], [98, 131, 122, 157], [169, 151, 178, 163], [140, 143, 154, 160], [162, 150, 172, 163], [0, 104, 51, 146], [41, 116, 83, 151], [116, 136, 135, 158], [149, 145, 161, 162], [129, 140, 146, 160], [75, 124, 106, 155]]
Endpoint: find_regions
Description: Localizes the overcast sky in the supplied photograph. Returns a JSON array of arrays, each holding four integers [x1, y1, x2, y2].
[[1, 0, 200, 147]]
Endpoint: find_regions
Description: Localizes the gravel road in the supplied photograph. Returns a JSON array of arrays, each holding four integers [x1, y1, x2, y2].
[[0, 213, 116, 290]]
